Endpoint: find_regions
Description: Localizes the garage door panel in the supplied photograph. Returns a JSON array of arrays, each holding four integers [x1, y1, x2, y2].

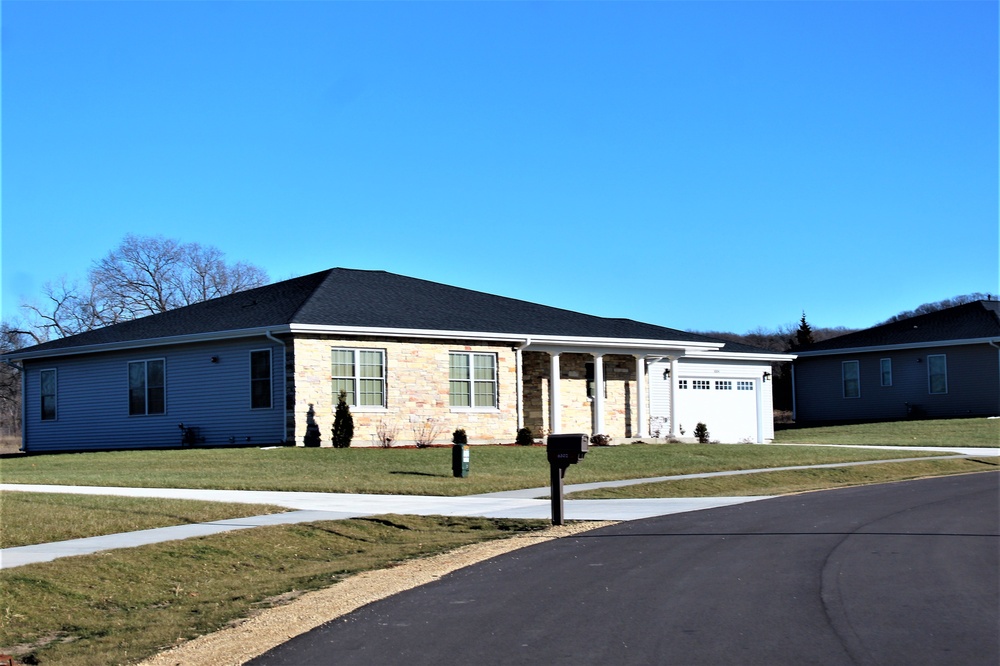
[[676, 378, 758, 443]]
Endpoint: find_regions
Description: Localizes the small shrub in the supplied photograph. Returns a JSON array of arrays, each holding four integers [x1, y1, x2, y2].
[[374, 419, 398, 448], [515, 427, 534, 446], [412, 419, 443, 449], [590, 434, 611, 446], [452, 428, 468, 445], [694, 422, 710, 444], [331, 390, 354, 448]]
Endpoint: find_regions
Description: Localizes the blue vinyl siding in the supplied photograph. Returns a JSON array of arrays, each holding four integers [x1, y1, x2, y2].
[[21, 339, 285, 452], [794, 343, 1000, 422]]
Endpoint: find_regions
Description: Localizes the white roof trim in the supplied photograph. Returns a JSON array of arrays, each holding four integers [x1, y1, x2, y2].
[[683, 350, 797, 362], [5, 326, 294, 361], [5, 323, 725, 361], [794, 336, 1000, 358], [288, 324, 722, 352]]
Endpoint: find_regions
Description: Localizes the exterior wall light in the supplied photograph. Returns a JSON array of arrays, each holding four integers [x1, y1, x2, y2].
[[763, 371, 771, 382]]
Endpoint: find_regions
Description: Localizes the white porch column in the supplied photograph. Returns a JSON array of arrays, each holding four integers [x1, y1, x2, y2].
[[593, 353, 605, 435], [515, 346, 524, 431], [669, 357, 679, 437], [635, 355, 648, 438], [549, 352, 562, 434]]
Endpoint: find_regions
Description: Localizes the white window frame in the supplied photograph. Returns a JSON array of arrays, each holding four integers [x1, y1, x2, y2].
[[715, 380, 732, 390], [250, 349, 272, 410], [449, 351, 498, 411], [128, 359, 166, 416], [692, 380, 711, 390], [927, 354, 948, 395], [737, 380, 754, 391], [678, 379, 689, 389], [842, 360, 860, 399], [40, 368, 57, 421], [331, 347, 386, 409], [880, 358, 892, 387]]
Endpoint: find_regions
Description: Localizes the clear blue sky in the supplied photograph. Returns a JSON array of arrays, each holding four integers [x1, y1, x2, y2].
[[2, 1, 997, 334]]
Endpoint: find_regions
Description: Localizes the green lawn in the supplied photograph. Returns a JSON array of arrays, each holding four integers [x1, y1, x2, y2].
[[0, 442, 958, 496], [568, 459, 998, 499], [0, 493, 288, 548], [773, 416, 999, 447]]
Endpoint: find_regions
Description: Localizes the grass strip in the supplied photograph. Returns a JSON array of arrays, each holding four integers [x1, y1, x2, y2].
[[773, 417, 999, 447], [0, 514, 549, 666], [0, 493, 288, 549], [567, 458, 999, 499], [0, 444, 951, 496]]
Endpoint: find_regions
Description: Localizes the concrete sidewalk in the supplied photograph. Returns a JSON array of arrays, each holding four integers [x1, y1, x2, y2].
[[2, 447, 995, 569]]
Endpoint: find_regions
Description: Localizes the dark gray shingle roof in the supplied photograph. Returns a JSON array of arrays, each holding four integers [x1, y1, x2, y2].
[[13, 268, 742, 355], [797, 300, 1000, 353]]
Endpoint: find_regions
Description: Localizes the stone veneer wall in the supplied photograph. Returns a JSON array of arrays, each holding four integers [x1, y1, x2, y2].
[[522, 352, 641, 437], [288, 335, 519, 446]]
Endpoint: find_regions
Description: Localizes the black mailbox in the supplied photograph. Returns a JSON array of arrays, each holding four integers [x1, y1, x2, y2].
[[547, 433, 589, 466]]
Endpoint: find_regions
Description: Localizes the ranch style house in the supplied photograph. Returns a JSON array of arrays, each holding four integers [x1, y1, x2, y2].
[[792, 299, 1000, 423], [6, 269, 794, 452]]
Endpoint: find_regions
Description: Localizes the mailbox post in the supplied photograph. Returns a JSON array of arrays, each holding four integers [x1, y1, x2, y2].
[[546, 433, 588, 526]]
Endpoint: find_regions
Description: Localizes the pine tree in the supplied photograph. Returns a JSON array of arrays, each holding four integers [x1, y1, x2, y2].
[[789, 311, 815, 350], [331, 390, 354, 448]]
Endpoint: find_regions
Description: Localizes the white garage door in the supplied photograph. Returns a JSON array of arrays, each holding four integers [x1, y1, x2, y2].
[[675, 378, 759, 443]]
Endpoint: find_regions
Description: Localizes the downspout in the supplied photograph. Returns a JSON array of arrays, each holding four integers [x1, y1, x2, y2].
[[990, 340, 1000, 415], [514, 338, 531, 432], [265, 331, 289, 444], [790, 363, 797, 423]]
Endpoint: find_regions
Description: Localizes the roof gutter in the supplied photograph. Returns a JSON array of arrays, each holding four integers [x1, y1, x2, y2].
[[794, 336, 1000, 358], [265, 330, 290, 444]]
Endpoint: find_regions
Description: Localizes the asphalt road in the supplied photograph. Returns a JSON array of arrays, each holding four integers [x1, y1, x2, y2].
[[248, 472, 999, 666]]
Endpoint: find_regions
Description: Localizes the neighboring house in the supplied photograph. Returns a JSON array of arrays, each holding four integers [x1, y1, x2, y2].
[[792, 300, 1000, 423], [5, 269, 793, 452]]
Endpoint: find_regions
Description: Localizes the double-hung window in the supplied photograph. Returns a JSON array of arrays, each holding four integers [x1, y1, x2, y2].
[[332, 348, 385, 407], [449, 352, 497, 409], [928, 354, 947, 394], [842, 360, 860, 398], [129, 360, 165, 415], [250, 350, 272, 409], [40, 369, 57, 421], [880, 358, 892, 387]]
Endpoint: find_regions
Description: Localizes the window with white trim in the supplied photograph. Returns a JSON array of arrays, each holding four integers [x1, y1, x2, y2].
[[842, 360, 860, 398], [880, 358, 892, 387], [715, 380, 732, 390], [250, 349, 272, 409], [693, 380, 711, 390], [331, 348, 385, 407], [737, 380, 754, 391], [449, 352, 497, 409], [129, 359, 165, 415], [928, 354, 947, 394], [678, 380, 688, 389], [40, 369, 57, 421]]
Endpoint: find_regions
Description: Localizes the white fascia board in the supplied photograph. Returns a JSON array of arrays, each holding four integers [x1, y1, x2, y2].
[[794, 337, 1000, 358], [287, 323, 722, 354], [684, 351, 797, 362], [4, 326, 294, 361]]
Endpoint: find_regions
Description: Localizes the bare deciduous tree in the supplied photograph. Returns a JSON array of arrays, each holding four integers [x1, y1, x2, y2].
[[17, 234, 269, 342], [0, 323, 27, 436]]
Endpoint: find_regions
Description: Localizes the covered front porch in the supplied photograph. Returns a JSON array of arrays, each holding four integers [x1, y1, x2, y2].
[[517, 346, 689, 439]]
